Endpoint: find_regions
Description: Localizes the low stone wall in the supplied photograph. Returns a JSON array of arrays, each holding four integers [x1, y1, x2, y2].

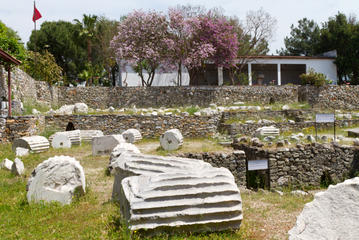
[[299, 85, 359, 110], [178, 151, 247, 186], [45, 114, 221, 138], [221, 109, 314, 123], [222, 119, 359, 137], [57, 85, 299, 109], [0, 116, 44, 143], [233, 142, 359, 188]]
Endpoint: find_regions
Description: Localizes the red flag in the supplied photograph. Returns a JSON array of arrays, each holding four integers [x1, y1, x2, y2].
[[33, 5, 42, 22]]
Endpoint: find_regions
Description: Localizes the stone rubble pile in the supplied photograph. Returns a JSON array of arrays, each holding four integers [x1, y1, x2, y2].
[[27, 156, 86, 205]]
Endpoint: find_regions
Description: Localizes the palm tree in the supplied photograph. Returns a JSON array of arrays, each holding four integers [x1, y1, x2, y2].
[[74, 14, 98, 85]]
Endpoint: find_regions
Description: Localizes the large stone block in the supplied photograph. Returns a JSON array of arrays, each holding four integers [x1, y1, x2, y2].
[[111, 152, 212, 201], [92, 135, 125, 156], [12, 136, 50, 153], [122, 129, 142, 143], [120, 168, 243, 232], [289, 177, 359, 240], [49, 130, 81, 146], [27, 156, 86, 205], [160, 129, 183, 151]]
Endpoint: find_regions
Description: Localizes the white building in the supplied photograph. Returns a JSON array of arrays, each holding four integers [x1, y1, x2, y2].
[[120, 55, 338, 86]]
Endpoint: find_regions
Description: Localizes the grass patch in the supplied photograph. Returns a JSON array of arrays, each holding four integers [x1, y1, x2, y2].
[[22, 98, 51, 115], [136, 138, 232, 156], [0, 142, 314, 239]]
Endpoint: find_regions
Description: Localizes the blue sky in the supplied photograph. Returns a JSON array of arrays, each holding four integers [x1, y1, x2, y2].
[[1, 0, 358, 53]]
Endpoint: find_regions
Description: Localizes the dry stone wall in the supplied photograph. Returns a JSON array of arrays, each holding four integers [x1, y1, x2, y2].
[[178, 151, 247, 186], [0, 116, 44, 143], [233, 142, 359, 188], [56, 86, 299, 109], [45, 114, 221, 138], [223, 119, 359, 137]]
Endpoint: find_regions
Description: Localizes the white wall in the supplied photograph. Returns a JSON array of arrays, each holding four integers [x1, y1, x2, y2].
[[247, 58, 338, 84], [120, 57, 338, 86]]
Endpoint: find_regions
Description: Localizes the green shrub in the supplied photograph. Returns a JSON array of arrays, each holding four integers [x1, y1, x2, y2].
[[300, 69, 331, 87]]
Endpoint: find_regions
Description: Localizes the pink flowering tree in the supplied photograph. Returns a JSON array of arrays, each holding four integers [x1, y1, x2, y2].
[[167, 8, 238, 85], [111, 10, 170, 86]]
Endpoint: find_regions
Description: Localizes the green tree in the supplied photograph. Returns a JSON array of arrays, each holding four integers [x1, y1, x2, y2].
[[319, 13, 359, 84], [74, 14, 98, 64], [0, 21, 26, 62], [92, 17, 119, 86], [278, 18, 321, 56], [27, 21, 87, 85], [22, 50, 63, 85]]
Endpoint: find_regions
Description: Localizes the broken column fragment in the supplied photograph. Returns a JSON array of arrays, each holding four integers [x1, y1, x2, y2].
[[160, 129, 183, 151], [122, 129, 142, 143], [12, 136, 50, 153], [120, 168, 243, 232]]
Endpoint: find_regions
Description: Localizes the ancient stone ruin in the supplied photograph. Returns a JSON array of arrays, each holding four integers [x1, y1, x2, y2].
[[92, 134, 125, 155], [49, 130, 81, 146], [111, 151, 243, 232], [12, 136, 50, 153], [108, 142, 140, 172], [289, 177, 359, 240], [79, 130, 104, 142], [52, 133, 72, 149], [27, 156, 86, 205], [160, 129, 183, 151], [120, 170, 243, 232], [122, 129, 142, 143]]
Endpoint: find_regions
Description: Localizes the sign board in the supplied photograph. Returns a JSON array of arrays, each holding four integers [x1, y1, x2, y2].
[[316, 113, 335, 123], [248, 159, 268, 171]]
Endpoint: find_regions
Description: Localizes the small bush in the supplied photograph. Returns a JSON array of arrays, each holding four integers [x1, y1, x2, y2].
[[300, 69, 331, 87]]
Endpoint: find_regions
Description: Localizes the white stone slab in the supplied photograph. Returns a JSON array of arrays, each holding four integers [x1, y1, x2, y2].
[[92, 135, 126, 156]]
